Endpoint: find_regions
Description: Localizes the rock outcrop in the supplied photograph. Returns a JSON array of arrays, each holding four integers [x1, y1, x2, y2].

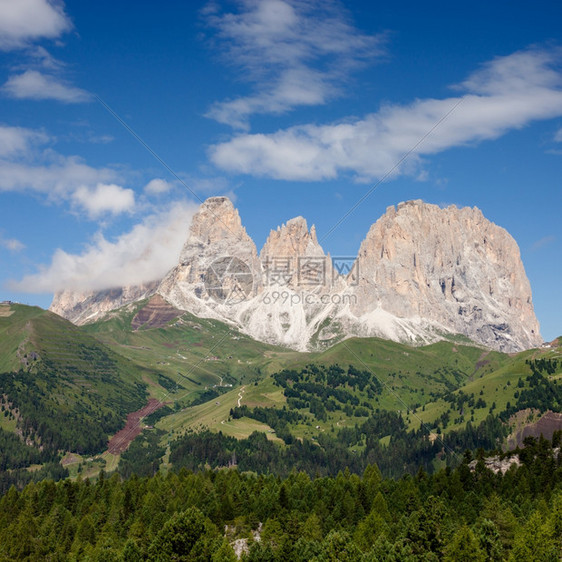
[[158, 200, 334, 349], [347, 200, 540, 350], [158, 196, 262, 318], [130, 294, 183, 331], [50, 281, 159, 325], [50, 197, 543, 352], [260, 216, 329, 288]]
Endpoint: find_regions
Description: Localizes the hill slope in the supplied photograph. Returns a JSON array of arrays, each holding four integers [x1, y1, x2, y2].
[[0, 299, 559, 486], [0, 303, 148, 458]]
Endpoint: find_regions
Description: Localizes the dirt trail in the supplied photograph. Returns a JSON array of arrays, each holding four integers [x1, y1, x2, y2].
[[475, 350, 491, 369], [237, 387, 245, 407], [106, 398, 165, 454], [469, 350, 491, 380]]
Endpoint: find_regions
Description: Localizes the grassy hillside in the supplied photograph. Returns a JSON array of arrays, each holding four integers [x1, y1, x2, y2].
[[78, 299, 562, 476], [154, 336, 510, 441], [0, 303, 148, 462], [143, 335, 561, 480], [1, 299, 560, 485], [82, 297, 300, 406], [0, 303, 45, 372]]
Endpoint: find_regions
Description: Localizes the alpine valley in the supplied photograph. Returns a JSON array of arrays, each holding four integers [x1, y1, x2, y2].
[[1, 198, 561, 560]]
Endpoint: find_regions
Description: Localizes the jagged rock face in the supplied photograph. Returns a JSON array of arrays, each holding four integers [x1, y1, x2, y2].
[[50, 281, 159, 325], [469, 455, 521, 475], [50, 197, 542, 352], [158, 197, 263, 318], [349, 201, 541, 350], [260, 217, 329, 288], [179, 196, 259, 270], [158, 202, 333, 349], [238, 216, 336, 348]]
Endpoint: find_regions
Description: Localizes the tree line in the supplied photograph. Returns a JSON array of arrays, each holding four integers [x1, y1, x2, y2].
[[2, 434, 562, 560]]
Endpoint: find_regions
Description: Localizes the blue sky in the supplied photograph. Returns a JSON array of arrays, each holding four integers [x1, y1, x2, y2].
[[0, 0, 560, 340]]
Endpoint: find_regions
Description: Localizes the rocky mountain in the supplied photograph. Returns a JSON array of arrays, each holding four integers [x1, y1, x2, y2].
[[347, 201, 540, 351], [158, 196, 262, 317], [50, 196, 542, 352], [50, 281, 159, 325]]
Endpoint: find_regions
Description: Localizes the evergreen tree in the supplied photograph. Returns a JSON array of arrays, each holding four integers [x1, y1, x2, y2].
[[443, 525, 485, 562]]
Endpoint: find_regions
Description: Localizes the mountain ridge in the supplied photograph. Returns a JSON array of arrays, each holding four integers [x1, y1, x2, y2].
[[50, 197, 542, 352]]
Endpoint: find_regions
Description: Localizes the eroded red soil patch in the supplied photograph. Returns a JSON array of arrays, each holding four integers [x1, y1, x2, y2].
[[131, 294, 182, 330], [508, 410, 562, 449], [106, 398, 165, 454]]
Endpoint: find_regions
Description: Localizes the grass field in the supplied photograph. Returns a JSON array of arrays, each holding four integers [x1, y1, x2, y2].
[[82, 299, 304, 404], [89, 308, 560, 453], [218, 417, 283, 442], [1, 301, 560, 481], [0, 304, 45, 372]]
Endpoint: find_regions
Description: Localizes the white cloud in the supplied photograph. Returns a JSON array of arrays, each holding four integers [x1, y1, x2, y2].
[[29, 46, 66, 71], [0, 0, 71, 50], [0, 124, 48, 157], [3, 70, 91, 103], [555, 128, 562, 142], [71, 183, 136, 218], [88, 134, 114, 144], [0, 235, 25, 252], [205, 0, 384, 129], [0, 126, 135, 218], [11, 202, 198, 293], [210, 48, 562, 180], [144, 178, 172, 195], [0, 153, 119, 199]]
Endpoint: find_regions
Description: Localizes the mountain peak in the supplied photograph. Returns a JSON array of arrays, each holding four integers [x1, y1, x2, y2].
[[158, 196, 261, 315], [200, 195, 234, 210], [181, 196, 249, 262], [51, 197, 542, 352], [353, 200, 541, 350], [261, 216, 324, 260]]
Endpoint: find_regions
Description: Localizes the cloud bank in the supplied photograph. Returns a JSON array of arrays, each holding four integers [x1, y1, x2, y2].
[[0, 2, 90, 105], [0, 235, 25, 252], [0, 125, 137, 218], [210, 48, 562, 181], [11, 202, 197, 293], [144, 178, 173, 195], [71, 183, 136, 218], [0, 125, 48, 157]]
